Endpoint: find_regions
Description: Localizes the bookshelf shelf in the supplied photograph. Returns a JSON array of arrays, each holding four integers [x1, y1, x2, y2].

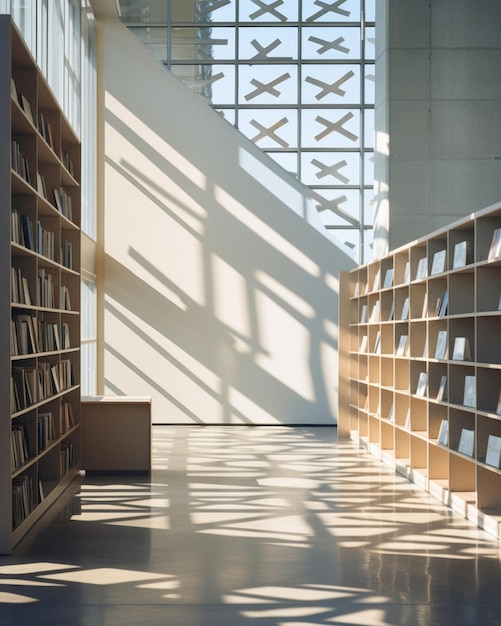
[[1, 17, 81, 554], [339, 200, 501, 539]]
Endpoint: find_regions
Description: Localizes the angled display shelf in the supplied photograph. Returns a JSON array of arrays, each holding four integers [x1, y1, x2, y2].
[[0, 16, 81, 553], [339, 201, 501, 539]]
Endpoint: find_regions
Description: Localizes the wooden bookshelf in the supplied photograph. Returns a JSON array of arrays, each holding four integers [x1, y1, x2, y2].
[[0, 17, 81, 553], [339, 201, 501, 539]]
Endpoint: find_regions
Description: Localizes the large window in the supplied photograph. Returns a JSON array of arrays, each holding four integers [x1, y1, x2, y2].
[[120, 0, 375, 263]]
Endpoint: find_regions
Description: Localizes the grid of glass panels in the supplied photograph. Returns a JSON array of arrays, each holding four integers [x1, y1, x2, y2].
[[119, 0, 375, 262]]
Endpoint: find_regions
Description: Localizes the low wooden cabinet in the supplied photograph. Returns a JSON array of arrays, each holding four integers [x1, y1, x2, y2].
[[81, 396, 151, 474]]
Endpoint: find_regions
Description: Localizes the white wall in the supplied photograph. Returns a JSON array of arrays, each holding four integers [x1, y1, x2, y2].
[[99, 19, 355, 425], [375, 0, 501, 254]]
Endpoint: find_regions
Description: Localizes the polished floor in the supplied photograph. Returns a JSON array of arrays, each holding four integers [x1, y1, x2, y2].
[[1, 426, 501, 625]]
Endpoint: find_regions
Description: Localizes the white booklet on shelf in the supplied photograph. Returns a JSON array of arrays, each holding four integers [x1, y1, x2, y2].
[[458, 428, 475, 457], [415, 372, 427, 397], [383, 268, 394, 289], [434, 330, 448, 360], [488, 228, 501, 261], [396, 335, 408, 357], [463, 375, 476, 408], [452, 337, 471, 361], [437, 419, 449, 446], [431, 249, 447, 275], [436, 375, 447, 401], [453, 240, 468, 269], [360, 304, 368, 323], [415, 257, 428, 280], [485, 435, 501, 468], [403, 261, 410, 284], [401, 297, 410, 320]]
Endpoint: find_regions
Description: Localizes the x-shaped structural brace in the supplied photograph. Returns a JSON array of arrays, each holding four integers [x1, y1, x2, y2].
[[250, 0, 288, 22], [250, 117, 289, 147], [187, 71, 224, 90], [250, 39, 293, 61], [311, 190, 360, 227], [312, 158, 350, 184], [196, 0, 231, 18], [307, 0, 350, 22], [245, 73, 291, 101], [308, 35, 350, 55], [306, 70, 355, 100], [315, 112, 358, 142]]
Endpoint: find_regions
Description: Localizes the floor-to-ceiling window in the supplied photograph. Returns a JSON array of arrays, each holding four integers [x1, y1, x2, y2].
[[119, 0, 375, 263]]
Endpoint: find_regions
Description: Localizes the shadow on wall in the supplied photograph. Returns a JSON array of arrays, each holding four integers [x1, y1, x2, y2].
[[102, 21, 356, 425]]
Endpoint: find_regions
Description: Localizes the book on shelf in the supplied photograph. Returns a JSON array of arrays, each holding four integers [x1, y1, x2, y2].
[[458, 428, 475, 457], [453, 240, 468, 269], [401, 297, 410, 320], [421, 292, 428, 318], [372, 269, 380, 292], [436, 375, 448, 401], [415, 257, 428, 280], [434, 297, 442, 317], [434, 330, 448, 360], [396, 334, 408, 357], [415, 372, 427, 397], [370, 300, 380, 323], [387, 404, 394, 422], [383, 268, 393, 289], [359, 334, 368, 353], [452, 337, 471, 361], [463, 375, 476, 408], [387, 301, 395, 321], [403, 261, 410, 284], [431, 249, 447, 275], [438, 291, 448, 317], [488, 228, 501, 261], [496, 390, 501, 415], [437, 419, 449, 446], [373, 331, 381, 354], [422, 336, 428, 358], [485, 434, 501, 469], [404, 409, 411, 430], [360, 304, 368, 323], [19, 94, 34, 125]]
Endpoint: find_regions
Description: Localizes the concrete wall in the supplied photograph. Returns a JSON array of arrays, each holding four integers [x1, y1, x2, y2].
[[375, 0, 501, 254], [98, 19, 354, 425]]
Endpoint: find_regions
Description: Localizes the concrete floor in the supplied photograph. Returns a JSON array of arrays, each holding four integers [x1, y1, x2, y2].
[[1, 426, 501, 625]]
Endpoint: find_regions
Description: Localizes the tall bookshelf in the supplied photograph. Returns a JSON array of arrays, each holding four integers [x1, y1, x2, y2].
[[0, 16, 81, 553], [339, 201, 501, 539]]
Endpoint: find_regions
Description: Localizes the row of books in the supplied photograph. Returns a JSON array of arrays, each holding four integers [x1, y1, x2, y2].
[[12, 78, 55, 154], [60, 444, 75, 475], [11, 267, 74, 310], [38, 412, 56, 452], [11, 313, 71, 356], [12, 402, 76, 469], [437, 421, 501, 468], [54, 188, 73, 221], [12, 212, 73, 269], [12, 359, 75, 413], [353, 228, 501, 298], [12, 474, 36, 529], [11, 424, 30, 473], [11, 140, 32, 185], [11, 267, 32, 305]]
